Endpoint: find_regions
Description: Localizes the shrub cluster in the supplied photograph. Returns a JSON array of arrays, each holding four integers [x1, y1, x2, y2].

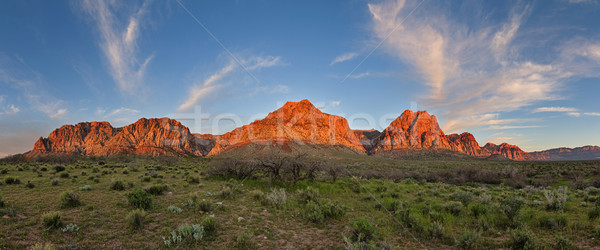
[[125, 189, 152, 210]]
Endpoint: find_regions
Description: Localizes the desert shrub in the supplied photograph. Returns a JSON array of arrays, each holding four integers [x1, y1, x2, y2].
[[198, 200, 213, 213], [427, 221, 444, 239], [453, 191, 474, 205], [456, 230, 480, 248], [42, 212, 62, 229], [25, 181, 35, 189], [283, 154, 322, 184], [0, 169, 7, 174], [110, 180, 125, 191], [59, 191, 81, 208], [444, 201, 463, 215], [501, 195, 524, 221], [249, 190, 264, 201], [59, 172, 69, 178], [296, 187, 320, 205], [349, 218, 375, 242], [142, 176, 151, 182], [144, 184, 168, 195], [217, 186, 233, 199], [0, 194, 4, 208], [201, 216, 217, 236], [31, 242, 55, 250], [167, 205, 183, 214], [478, 193, 492, 204], [53, 165, 65, 172], [162, 223, 206, 247], [554, 235, 575, 249], [588, 207, 600, 220], [125, 189, 152, 210], [544, 187, 569, 211], [325, 163, 345, 183], [79, 185, 92, 191], [235, 233, 256, 249], [127, 209, 147, 229], [5, 177, 21, 184], [302, 199, 346, 224], [257, 152, 288, 183], [263, 188, 287, 209], [209, 158, 257, 179], [509, 228, 538, 249], [61, 223, 80, 233], [539, 214, 568, 229], [187, 176, 200, 184], [470, 203, 488, 217]]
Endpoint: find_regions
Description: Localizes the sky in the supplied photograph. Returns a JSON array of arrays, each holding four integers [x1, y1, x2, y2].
[[1, 0, 600, 157]]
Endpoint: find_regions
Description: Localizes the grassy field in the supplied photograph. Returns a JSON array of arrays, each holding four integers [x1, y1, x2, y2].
[[1, 153, 600, 249]]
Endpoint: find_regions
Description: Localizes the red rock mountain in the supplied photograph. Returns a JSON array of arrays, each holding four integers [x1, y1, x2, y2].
[[28, 118, 208, 157], [25, 99, 594, 161], [207, 99, 365, 156], [482, 143, 534, 161]]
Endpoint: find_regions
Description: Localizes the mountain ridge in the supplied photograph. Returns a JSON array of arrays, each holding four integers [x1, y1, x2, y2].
[[23, 99, 599, 161]]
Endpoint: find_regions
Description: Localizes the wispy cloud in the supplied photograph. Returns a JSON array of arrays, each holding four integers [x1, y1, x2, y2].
[[80, 0, 153, 96], [584, 112, 600, 116], [95, 107, 141, 126], [368, 0, 600, 133], [330, 52, 358, 66], [0, 54, 67, 119], [177, 55, 283, 111], [533, 107, 578, 113], [330, 101, 341, 107]]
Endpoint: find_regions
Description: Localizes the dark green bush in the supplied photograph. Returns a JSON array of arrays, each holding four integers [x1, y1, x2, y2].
[[53, 165, 65, 172], [302, 199, 346, 224], [144, 184, 168, 195], [42, 212, 62, 229], [201, 216, 217, 237], [235, 233, 256, 249], [456, 230, 480, 248], [349, 218, 375, 243], [25, 181, 35, 189], [127, 209, 146, 230], [5, 177, 20, 185], [110, 180, 125, 191], [0, 194, 5, 208], [470, 203, 488, 217], [198, 200, 212, 213], [509, 228, 538, 249], [59, 191, 81, 208], [125, 189, 152, 209], [501, 195, 524, 221], [296, 187, 319, 205]]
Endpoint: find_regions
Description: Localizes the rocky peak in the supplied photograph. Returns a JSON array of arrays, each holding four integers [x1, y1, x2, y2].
[[447, 132, 486, 156], [483, 142, 533, 161], [372, 109, 450, 152]]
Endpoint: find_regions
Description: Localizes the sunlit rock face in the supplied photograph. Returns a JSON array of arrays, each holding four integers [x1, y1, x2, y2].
[[207, 99, 365, 156], [482, 142, 534, 161]]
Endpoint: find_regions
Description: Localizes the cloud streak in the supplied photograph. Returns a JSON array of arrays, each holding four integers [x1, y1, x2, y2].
[[368, 0, 600, 133], [177, 55, 283, 112], [330, 52, 358, 66], [81, 0, 153, 96], [533, 107, 578, 113]]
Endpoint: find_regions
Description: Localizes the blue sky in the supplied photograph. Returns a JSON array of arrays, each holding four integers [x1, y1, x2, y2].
[[1, 0, 599, 156]]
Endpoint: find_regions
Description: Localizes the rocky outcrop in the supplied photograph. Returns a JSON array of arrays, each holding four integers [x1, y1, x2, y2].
[[447, 132, 488, 157], [208, 99, 365, 156], [371, 110, 451, 152], [483, 143, 534, 161], [27, 118, 207, 157], [529, 146, 600, 161]]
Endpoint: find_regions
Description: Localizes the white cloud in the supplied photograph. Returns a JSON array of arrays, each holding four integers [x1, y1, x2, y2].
[[106, 107, 140, 117], [368, 0, 599, 133], [80, 0, 153, 96], [487, 125, 541, 130], [533, 107, 578, 113], [50, 109, 67, 119], [330, 52, 358, 66], [349, 72, 372, 79], [567, 112, 581, 117], [178, 55, 283, 111], [330, 101, 341, 107], [584, 112, 600, 116], [567, 0, 597, 4], [4, 105, 20, 115]]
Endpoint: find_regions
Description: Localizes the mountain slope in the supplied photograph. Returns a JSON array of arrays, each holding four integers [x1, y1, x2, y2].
[[529, 146, 600, 161]]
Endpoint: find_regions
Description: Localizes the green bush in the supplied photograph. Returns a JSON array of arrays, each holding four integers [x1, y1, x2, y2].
[[235, 233, 256, 249], [444, 201, 463, 215], [249, 190, 264, 201], [554, 235, 575, 250], [25, 181, 35, 189], [263, 188, 287, 209], [53, 165, 65, 172], [588, 207, 600, 220], [427, 221, 444, 239], [144, 184, 168, 195], [456, 230, 480, 248], [509, 228, 538, 249], [162, 223, 206, 247], [59, 172, 69, 178], [217, 186, 233, 199], [31, 242, 55, 250], [59, 191, 81, 208], [453, 191, 474, 205], [302, 199, 346, 224], [198, 200, 213, 213], [0, 194, 4, 208], [297, 187, 319, 204], [127, 209, 147, 229], [201, 216, 217, 237], [470, 203, 488, 217], [78, 185, 92, 191], [50, 178, 60, 186], [61, 223, 79, 233], [125, 189, 152, 210], [501, 195, 524, 221], [349, 218, 375, 243], [42, 211, 62, 229], [5, 177, 21, 184], [110, 180, 125, 191]]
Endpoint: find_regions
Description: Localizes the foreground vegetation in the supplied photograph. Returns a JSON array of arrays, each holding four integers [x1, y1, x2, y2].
[[1, 152, 600, 249]]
